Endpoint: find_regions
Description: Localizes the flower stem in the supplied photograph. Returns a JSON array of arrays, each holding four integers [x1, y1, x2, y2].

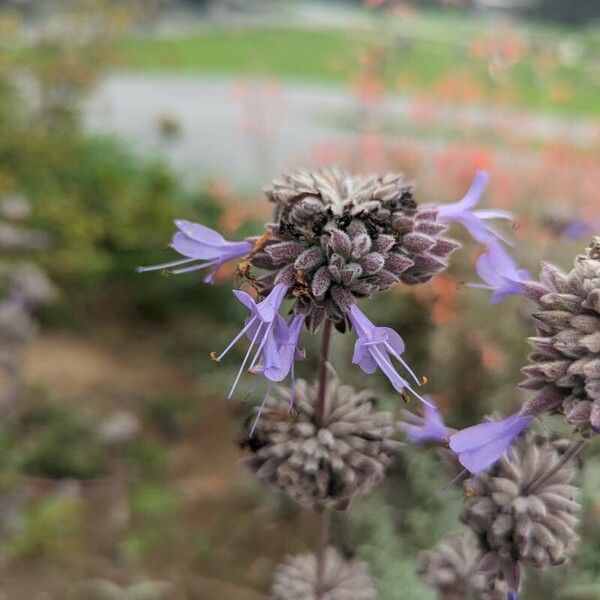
[[315, 509, 331, 600], [314, 319, 333, 599], [314, 319, 333, 429], [527, 438, 587, 494]]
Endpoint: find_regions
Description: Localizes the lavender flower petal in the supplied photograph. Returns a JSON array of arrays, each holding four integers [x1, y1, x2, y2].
[[213, 284, 289, 398], [436, 172, 514, 245], [449, 413, 533, 474], [468, 241, 530, 304], [348, 304, 433, 407], [138, 219, 252, 283], [400, 398, 449, 444]]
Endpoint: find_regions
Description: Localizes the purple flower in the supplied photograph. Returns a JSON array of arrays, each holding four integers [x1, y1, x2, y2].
[[449, 412, 533, 474], [260, 314, 306, 383], [399, 398, 449, 444], [436, 172, 514, 245], [347, 304, 433, 407], [138, 219, 252, 283], [212, 284, 289, 398], [560, 219, 600, 241], [467, 241, 530, 304]]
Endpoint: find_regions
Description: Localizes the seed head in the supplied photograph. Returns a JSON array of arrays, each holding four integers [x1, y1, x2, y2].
[[272, 546, 377, 600], [418, 530, 508, 600], [520, 238, 600, 436], [460, 433, 580, 570], [240, 367, 401, 510]]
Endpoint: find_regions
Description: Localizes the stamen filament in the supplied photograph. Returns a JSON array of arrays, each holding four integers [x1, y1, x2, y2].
[[171, 259, 220, 275], [136, 257, 196, 273], [216, 316, 257, 362], [249, 386, 272, 437], [227, 323, 263, 399], [248, 320, 274, 372], [370, 345, 435, 408], [383, 341, 421, 387]]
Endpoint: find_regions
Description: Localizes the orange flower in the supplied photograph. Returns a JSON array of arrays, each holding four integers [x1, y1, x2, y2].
[[352, 74, 384, 105], [479, 340, 506, 374]]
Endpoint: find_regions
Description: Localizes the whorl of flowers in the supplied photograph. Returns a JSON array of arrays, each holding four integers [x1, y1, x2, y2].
[[271, 547, 377, 600], [418, 530, 508, 600], [461, 433, 580, 576], [520, 238, 600, 436], [139, 167, 520, 597], [240, 367, 401, 511], [252, 168, 461, 332]]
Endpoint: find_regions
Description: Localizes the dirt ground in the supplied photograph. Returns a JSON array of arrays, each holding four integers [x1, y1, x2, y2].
[[4, 325, 315, 599]]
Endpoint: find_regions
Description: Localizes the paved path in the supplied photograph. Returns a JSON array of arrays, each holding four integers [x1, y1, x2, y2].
[[84, 73, 360, 190], [84, 73, 598, 191]]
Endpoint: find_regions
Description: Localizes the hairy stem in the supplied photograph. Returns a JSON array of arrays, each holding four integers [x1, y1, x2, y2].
[[527, 438, 587, 494], [316, 508, 331, 599], [314, 319, 333, 599], [314, 319, 333, 429]]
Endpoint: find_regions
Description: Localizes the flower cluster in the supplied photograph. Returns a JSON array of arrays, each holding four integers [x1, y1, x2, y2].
[[437, 239, 600, 479], [421, 432, 581, 600], [519, 238, 600, 436], [141, 168, 512, 405], [140, 167, 545, 598], [241, 367, 401, 511], [254, 168, 461, 332], [460, 433, 580, 598], [272, 546, 377, 600], [418, 530, 508, 600]]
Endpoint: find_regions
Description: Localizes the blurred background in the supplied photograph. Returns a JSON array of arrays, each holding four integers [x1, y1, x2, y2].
[[0, 0, 598, 598]]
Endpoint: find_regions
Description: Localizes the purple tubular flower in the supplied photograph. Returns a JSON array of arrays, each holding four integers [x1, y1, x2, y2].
[[436, 171, 514, 245], [137, 219, 252, 283], [261, 313, 306, 383], [400, 397, 449, 444], [212, 284, 289, 399], [348, 304, 434, 407], [449, 412, 533, 474], [467, 241, 531, 304]]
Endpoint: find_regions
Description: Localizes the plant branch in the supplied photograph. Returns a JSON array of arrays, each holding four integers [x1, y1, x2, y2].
[[314, 319, 333, 599], [315, 509, 331, 600], [314, 318, 333, 429]]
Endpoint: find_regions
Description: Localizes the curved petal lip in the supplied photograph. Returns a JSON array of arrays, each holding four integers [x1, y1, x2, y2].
[[174, 219, 225, 244]]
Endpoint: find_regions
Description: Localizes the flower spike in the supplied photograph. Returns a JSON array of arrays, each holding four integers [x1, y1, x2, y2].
[[138, 219, 252, 283], [436, 171, 514, 245]]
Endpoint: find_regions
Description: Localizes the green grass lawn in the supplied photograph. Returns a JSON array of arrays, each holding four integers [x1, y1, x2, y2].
[[120, 28, 360, 82], [119, 12, 599, 118]]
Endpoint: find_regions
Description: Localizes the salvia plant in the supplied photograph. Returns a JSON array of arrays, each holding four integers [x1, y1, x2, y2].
[[140, 167, 598, 599], [0, 195, 55, 413]]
